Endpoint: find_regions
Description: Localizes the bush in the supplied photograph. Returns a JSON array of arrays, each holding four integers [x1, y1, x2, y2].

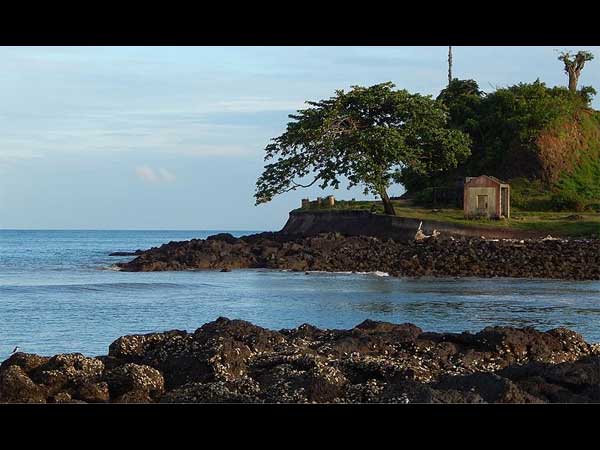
[[509, 177, 555, 211], [412, 187, 434, 206], [550, 191, 590, 212]]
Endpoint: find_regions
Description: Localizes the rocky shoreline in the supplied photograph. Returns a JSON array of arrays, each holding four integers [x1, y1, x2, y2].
[[116, 232, 600, 280], [1, 318, 599, 403]]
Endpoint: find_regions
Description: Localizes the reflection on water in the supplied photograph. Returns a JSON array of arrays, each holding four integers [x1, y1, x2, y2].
[[1, 230, 599, 358]]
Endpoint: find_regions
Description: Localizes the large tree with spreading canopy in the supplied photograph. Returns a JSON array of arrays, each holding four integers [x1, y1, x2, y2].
[[254, 82, 471, 215]]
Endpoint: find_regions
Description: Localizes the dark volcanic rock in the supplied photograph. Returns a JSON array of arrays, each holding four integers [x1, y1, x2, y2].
[[434, 372, 543, 403], [1, 352, 50, 373], [75, 381, 110, 403], [160, 378, 262, 403], [207, 233, 239, 244], [104, 363, 164, 401], [116, 232, 600, 280], [0, 365, 47, 403], [109, 250, 144, 256], [27, 353, 104, 398], [1, 318, 599, 403]]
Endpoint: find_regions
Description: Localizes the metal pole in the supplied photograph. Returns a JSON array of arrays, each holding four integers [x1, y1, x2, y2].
[[448, 46, 453, 85]]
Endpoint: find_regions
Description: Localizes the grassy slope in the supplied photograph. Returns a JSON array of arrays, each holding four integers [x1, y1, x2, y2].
[[552, 110, 600, 209], [296, 200, 600, 238]]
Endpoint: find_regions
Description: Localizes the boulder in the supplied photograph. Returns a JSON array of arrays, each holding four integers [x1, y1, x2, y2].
[[1, 352, 50, 374], [75, 381, 110, 403], [104, 363, 164, 401], [29, 353, 104, 394], [0, 366, 47, 403], [160, 378, 261, 403]]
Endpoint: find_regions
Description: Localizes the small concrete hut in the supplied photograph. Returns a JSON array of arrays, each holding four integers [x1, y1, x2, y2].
[[463, 175, 510, 219]]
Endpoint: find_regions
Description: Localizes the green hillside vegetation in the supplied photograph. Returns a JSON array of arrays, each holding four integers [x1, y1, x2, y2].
[[401, 79, 600, 212]]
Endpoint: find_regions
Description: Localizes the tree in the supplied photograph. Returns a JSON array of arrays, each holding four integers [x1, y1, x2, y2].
[[558, 51, 594, 92], [397, 79, 484, 195], [437, 79, 484, 130], [254, 82, 471, 216], [441, 80, 588, 182]]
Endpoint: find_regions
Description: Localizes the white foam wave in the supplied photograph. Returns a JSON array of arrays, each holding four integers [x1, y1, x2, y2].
[[304, 270, 389, 277]]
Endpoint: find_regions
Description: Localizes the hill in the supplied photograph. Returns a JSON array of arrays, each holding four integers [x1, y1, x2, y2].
[[401, 80, 600, 212]]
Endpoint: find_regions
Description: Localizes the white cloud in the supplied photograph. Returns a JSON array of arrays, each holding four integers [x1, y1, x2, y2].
[[135, 166, 176, 184], [135, 166, 158, 182], [157, 168, 176, 182]]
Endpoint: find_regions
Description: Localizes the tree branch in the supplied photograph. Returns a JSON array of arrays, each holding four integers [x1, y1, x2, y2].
[[283, 176, 321, 193]]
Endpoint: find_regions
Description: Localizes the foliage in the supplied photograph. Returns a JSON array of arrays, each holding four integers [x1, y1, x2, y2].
[[472, 80, 586, 176], [254, 82, 471, 215], [509, 177, 554, 211], [579, 85, 597, 105], [436, 79, 484, 131], [402, 79, 594, 199], [558, 50, 594, 70], [412, 187, 435, 206]]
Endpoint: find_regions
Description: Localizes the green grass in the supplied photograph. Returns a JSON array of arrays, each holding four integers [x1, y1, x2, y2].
[[295, 200, 600, 238]]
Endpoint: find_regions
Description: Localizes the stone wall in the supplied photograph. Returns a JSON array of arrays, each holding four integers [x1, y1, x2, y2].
[[280, 210, 543, 241]]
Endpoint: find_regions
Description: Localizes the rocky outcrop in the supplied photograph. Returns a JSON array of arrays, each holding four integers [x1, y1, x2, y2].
[[1, 318, 599, 403], [109, 250, 144, 257], [116, 232, 600, 280]]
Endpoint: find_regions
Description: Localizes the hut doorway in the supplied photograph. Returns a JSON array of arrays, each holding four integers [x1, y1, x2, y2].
[[500, 186, 510, 218], [477, 194, 489, 215]]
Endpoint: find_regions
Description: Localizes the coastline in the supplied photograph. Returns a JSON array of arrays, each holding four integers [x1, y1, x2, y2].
[[115, 232, 600, 280], [2, 317, 599, 404]]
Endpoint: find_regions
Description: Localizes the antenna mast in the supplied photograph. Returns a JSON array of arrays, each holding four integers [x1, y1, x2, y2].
[[448, 46, 453, 85]]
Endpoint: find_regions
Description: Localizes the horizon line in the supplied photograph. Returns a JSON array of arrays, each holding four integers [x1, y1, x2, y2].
[[0, 228, 271, 232]]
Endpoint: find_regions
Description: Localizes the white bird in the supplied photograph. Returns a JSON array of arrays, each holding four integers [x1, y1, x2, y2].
[[11, 346, 19, 354]]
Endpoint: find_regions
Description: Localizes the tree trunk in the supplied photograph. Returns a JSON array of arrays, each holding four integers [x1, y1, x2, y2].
[[568, 71, 579, 92], [380, 189, 396, 216]]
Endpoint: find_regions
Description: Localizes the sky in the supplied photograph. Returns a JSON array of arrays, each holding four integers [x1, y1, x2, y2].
[[1, 46, 599, 231]]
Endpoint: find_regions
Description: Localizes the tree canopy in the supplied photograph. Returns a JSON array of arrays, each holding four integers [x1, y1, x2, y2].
[[437, 78, 484, 130], [402, 78, 600, 211], [254, 82, 471, 215], [558, 51, 594, 92]]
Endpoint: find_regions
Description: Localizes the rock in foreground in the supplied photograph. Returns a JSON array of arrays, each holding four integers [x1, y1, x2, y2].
[[2, 318, 599, 403], [116, 232, 600, 280]]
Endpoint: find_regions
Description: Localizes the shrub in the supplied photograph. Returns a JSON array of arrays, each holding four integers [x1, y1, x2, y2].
[[411, 187, 434, 206], [550, 191, 589, 212]]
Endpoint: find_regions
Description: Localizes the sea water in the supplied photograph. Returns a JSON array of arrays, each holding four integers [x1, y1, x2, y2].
[[1, 229, 599, 358]]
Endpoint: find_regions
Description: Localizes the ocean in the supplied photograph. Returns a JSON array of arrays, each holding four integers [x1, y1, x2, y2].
[[1, 229, 599, 359]]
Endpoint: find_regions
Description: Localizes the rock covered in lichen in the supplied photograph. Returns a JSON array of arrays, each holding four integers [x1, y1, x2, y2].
[[104, 363, 164, 401], [1, 317, 599, 403]]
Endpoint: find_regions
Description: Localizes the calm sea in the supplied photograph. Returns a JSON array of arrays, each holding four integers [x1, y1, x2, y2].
[[1, 229, 599, 358]]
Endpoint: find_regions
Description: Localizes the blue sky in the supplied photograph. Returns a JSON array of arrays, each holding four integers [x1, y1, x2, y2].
[[1, 46, 599, 230]]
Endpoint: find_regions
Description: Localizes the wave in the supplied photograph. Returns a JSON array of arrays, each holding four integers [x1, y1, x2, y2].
[[0, 282, 186, 293], [303, 270, 390, 277], [353, 271, 390, 277], [100, 264, 122, 271]]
